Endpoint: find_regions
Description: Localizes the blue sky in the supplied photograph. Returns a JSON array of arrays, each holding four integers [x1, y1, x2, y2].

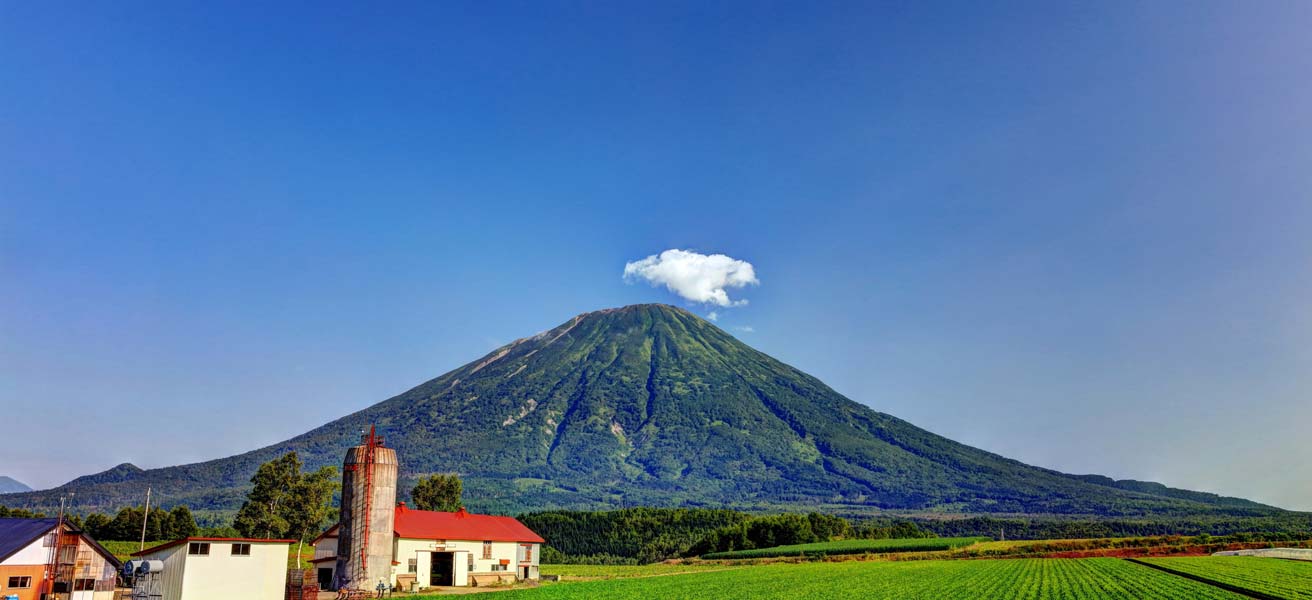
[[2, 2, 1310, 510]]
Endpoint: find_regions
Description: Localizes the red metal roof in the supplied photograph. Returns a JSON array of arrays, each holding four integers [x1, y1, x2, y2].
[[132, 537, 295, 557], [393, 506, 544, 543]]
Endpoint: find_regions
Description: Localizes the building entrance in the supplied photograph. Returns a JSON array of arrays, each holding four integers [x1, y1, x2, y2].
[[430, 552, 454, 586]]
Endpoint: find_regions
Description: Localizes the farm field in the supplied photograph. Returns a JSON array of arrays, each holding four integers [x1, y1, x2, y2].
[[541, 564, 743, 580], [99, 540, 147, 561], [1139, 556, 1312, 599], [432, 558, 1250, 599], [701, 536, 989, 559]]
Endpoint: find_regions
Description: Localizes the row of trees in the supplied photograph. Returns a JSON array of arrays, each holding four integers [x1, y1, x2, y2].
[[685, 512, 920, 556], [81, 506, 199, 541], [519, 508, 752, 564], [522, 508, 938, 563], [0, 503, 199, 542], [919, 515, 1312, 540], [0, 506, 46, 519]]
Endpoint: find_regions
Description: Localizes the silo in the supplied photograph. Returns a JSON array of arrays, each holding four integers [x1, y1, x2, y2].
[[334, 426, 398, 591]]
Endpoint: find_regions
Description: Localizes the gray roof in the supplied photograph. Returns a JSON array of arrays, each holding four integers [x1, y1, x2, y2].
[[0, 517, 59, 563], [0, 518, 122, 568]]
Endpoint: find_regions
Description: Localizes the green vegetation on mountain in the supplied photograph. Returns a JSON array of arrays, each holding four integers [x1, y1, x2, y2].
[[2, 305, 1292, 520]]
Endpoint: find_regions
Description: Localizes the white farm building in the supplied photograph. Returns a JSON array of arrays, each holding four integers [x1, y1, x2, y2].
[[130, 537, 293, 600], [312, 503, 544, 591]]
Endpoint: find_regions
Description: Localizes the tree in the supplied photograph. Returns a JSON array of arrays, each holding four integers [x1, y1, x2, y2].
[[233, 451, 339, 568], [234, 452, 302, 539], [411, 474, 463, 512], [83, 513, 112, 540], [166, 505, 199, 539], [107, 508, 140, 541], [103, 507, 169, 542], [0, 506, 45, 518], [283, 465, 338, 568]]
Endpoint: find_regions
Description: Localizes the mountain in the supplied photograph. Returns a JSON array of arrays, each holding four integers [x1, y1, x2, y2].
[[2, 305, 1283, 517], [0, 476, 33, 494]]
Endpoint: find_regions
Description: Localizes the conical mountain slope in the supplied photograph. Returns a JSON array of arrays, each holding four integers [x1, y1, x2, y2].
[[6, 305, 1275, 516]]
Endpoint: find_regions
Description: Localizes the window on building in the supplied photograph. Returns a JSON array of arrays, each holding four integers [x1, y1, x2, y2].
[[73, 579, 96, 591], [522, 544, 533, 562], [408, 559, 417, 574], [7, 576, 32, 588], [490, 564, 506, 572], [468, 554, 474, 572], [231, 543, 251, 556], [482, 541, 492, 559], [188, 542, 210, 555]]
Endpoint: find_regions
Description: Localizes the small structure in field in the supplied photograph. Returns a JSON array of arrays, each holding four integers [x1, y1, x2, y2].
[[1212, 547, 1312, 561], [130, 537, 293, 600], [0, 517, 120, 600]]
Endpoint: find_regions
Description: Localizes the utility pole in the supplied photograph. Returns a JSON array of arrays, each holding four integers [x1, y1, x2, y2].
[[139, 486, 152, 551]]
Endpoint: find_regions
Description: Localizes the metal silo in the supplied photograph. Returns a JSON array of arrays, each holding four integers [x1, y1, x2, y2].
[[335, 426, 398, 591]]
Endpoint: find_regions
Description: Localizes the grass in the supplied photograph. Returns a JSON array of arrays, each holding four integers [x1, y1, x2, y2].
[[1139, 556, 1312, 599], [100, 540, 149, 561], [412, 558, 1247, 599], [700, 537, 989, 559]]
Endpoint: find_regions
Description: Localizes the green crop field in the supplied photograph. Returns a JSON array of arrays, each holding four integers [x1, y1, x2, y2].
[[411, 558, 1250, 599], [700, 536, 989, 559], [99, 540, 147, 561], [541, 563, 743, 580], [1139, 556, 1312, 599]]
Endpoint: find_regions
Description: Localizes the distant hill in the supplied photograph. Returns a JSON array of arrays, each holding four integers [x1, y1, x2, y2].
[[2, 304, 1286, 518], [0, 476, 33, 494]]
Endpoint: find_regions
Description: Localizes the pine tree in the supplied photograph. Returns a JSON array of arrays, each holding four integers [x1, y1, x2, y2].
[[166, 505, 199, 539], [83, 513, 112, 540]]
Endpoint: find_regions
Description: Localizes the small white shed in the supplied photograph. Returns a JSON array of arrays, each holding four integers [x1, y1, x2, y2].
[[131, 537, 292, 600]]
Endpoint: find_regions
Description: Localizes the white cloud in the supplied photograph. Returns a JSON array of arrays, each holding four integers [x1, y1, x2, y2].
[[706, 311, 720, 322], [734, 325, 755, 333], [623, 249, 759, 307]]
